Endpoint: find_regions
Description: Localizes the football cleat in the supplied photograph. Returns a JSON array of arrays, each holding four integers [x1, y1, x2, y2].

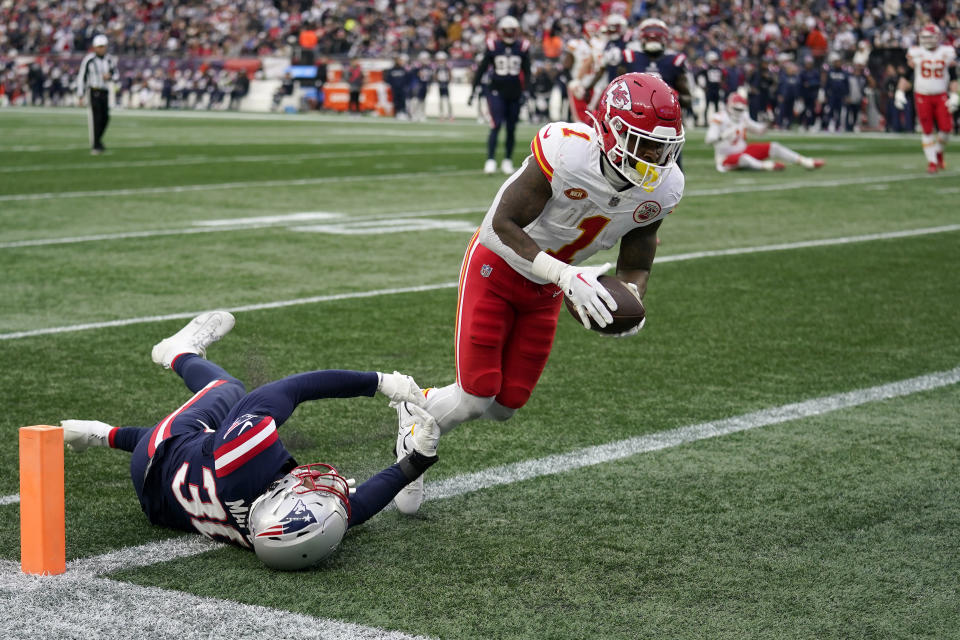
[[151, 310, 235, 369], [927, 162, 938, 174], [393, 402, 425, 514], [483, 158, 497, 174], [801, 157, 825, 170], [762, 160, 785, 171], [500, 158, 515, 175], [61, 419, 113, 452], [937, 152, 945, 170]]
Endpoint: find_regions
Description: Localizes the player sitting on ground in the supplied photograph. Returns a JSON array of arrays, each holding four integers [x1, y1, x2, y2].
[[705, 92, 825, 172], [60, 311, 439, 570]]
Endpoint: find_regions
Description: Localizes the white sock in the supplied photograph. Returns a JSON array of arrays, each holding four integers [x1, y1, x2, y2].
[[768, 141, 801, 164], [922, 134, 938, 163]]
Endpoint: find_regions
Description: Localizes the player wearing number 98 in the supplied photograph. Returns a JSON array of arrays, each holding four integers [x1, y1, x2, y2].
[[58, 311, 439, 570], [469, 15, 532, 176], [390, 73, 683, 515]]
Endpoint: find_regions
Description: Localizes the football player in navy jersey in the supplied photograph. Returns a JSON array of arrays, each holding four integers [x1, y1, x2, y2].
[[598, 14, 630, 83], [434, 51, 454, 120], [469, 15, 532, 175], [59, 311, 440, 570]]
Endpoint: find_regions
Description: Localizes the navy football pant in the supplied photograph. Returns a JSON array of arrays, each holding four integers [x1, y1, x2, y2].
[[485, 93, 521, 161]]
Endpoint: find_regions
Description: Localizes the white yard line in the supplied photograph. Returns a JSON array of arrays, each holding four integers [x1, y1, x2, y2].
[[2, 168, 955, 202], [0, 493, 18, 506], [0, 148, 476, 173], [1, 365, 956, 640], [0, 169, 480, 202], [2, 224, 958, 342], [0, 283, 459, 341]]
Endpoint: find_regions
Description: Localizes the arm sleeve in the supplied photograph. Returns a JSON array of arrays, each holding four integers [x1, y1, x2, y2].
[[77, 57, 89, 95], [471, 52, 492, 92], [704, 120, 722, 144], [239, 370, 378, 427]]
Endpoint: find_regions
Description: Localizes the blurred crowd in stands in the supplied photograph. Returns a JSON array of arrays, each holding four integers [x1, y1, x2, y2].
[[1, 0, 957, 132]]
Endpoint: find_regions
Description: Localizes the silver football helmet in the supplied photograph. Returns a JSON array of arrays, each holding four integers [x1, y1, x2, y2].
[[248, 463, 351, 570]]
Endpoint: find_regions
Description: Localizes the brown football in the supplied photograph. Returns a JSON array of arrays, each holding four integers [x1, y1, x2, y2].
[[563, 275, 646, 334]]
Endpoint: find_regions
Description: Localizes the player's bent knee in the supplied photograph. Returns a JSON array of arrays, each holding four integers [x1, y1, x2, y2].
[[483, 401, 516, 422]]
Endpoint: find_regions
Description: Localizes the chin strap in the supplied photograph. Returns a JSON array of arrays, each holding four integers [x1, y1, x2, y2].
[[598, 153, 631, 190]]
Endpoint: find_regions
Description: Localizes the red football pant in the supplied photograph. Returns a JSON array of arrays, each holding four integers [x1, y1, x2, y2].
[[722, 142, 772, 168], [455, 235, 563, 409], [914, 93, 951, 135]]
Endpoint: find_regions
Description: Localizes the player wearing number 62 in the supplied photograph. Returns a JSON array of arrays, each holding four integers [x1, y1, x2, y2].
[[59, 311, 439, 570], [895, 23, 958, 174], [389, 73, 683, 516]]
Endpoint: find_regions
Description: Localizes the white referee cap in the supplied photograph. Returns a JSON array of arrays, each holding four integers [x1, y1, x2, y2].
[[93, 34, 108, 47]]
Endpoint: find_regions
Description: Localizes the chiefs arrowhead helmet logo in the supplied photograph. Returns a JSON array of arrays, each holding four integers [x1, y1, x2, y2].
[[609, 81, 631, 110], [564, 188, 588, 200]]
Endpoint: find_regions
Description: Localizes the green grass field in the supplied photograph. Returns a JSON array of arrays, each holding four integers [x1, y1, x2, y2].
[[1, 107, 958, 640]]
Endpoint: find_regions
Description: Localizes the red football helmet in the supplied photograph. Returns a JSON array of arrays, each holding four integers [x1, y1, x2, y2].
[[726, 91, 748, 121], [589, 73, 685, 191], [639, 18, 669, 54], [918, 24, 940, 50], [498, 16, 520, 44]]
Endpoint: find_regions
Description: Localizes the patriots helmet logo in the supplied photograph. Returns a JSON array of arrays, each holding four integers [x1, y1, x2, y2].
[[609, 81, 631, 110], [255, 499, 318, 538]]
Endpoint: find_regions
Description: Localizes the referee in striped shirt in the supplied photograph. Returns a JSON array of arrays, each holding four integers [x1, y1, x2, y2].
[[77, 34, 118, 155]]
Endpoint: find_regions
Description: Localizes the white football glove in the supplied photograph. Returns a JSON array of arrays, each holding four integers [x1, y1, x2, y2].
[[947, 93, 959, 114], [60, 419, 113, 451], [894, 89, 907, 110], [406, 403, 440, 457], [376, 371, 425, 406], [532, 252, 615, 329], [568, 80, 585, 100]]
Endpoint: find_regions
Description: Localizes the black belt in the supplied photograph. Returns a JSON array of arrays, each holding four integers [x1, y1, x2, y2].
[[89, 88, 108, 93]]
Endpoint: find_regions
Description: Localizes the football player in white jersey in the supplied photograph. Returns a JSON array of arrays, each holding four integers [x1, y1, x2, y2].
[[391, 73, 684, 514], [895, 24, 958, 173], [705, 92, 824, 172]]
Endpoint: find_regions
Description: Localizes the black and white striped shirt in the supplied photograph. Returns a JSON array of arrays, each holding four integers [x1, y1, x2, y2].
[[77, 53, 117, 94]]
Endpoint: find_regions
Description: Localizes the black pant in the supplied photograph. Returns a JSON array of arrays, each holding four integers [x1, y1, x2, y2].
[[88, 88, 110, 150]]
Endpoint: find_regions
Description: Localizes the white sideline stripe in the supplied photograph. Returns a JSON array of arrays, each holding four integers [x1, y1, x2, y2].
[[0, 560, 430, 640], [2, 167, 955, 203], [429, 366, 960, 502], [0, 493, 19, 505], [653, 224, 960, 263], [0, 283, 458, 341], [0, 223, 275, 249], [0, 169, 479, 202], [3, 223, 958, 342]]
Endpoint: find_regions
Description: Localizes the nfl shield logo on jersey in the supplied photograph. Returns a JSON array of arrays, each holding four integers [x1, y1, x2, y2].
[[481, 264, 493, 278], [608, 195, 621, 207]]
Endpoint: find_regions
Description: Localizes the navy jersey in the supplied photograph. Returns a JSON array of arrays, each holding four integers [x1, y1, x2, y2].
[[778, 70, 800, 96], [623, 50, 687, 90], [800, 67, 821, 91], [825, 68, 849, 99], [385, 65, 409, 95], [602, 38, 629, 82], [472, 36, 531, 101], [130, 369, 379, 549]]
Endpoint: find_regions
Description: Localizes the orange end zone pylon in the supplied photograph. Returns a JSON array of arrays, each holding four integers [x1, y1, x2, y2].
[[19, 425, 65, 575]]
